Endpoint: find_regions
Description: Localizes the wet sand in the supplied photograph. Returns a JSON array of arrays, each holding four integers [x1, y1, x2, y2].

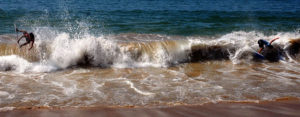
[[1, 99, 300, 117]]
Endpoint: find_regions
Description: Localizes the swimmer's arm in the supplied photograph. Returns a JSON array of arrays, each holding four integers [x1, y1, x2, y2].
[[16, 28, 27, 33], [17, 35, 24, 44], [28, 40, 34, 50], [258, 48, 263, 53], [269, 37, 280, 45]]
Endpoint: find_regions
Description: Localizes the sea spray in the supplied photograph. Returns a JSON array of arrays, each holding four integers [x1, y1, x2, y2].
[[47, 31, 193, 68]]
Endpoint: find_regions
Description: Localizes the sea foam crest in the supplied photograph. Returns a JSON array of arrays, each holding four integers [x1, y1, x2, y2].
[[0, 55, 57, 73], [0, 31, 299, 72], [48, 32, 192, 68]]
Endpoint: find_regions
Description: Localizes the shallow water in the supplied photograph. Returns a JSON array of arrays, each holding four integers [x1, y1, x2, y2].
[[1, 59, 300, 108]]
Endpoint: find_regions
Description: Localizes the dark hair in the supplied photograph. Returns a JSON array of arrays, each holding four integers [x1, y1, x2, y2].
[[29, 33, 35, 40], [258, 39, 264, 48]]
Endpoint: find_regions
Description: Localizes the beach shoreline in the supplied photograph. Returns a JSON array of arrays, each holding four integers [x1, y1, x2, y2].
[[1, 98, 300, 117]]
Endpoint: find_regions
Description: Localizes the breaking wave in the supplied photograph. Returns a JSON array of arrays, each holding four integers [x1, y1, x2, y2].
[[0, 30, 299, 72]]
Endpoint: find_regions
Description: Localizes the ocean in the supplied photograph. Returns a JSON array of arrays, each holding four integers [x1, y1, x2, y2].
[[0, 0, 300, 111]]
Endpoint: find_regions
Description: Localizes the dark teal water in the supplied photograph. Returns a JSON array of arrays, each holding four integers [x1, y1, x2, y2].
[[0, 0, 299, 36]]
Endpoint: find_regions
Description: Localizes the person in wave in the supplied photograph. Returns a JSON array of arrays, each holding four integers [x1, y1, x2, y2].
[[16, 28, 35, 50], [257, 37, 281, 62]]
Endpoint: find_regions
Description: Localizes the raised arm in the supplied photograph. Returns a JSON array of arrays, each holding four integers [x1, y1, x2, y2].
[[269, 37, 279, 45], [16, 28, 27, 33]]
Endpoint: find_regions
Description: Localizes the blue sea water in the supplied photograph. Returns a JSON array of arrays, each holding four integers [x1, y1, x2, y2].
[[0, 0, 299, 36]]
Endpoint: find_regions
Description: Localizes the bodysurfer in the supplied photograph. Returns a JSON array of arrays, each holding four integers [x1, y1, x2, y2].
[[258, 37, 279, 53], [257, 37, 281, 62], [16, 28, 35, 50]]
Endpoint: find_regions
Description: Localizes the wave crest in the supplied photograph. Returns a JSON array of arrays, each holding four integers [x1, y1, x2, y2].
[[0, 31, 299, 72]]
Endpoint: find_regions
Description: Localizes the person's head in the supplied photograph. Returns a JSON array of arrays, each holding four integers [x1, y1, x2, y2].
[[258, 39, 273, 49], [258, 39, 265, 49]]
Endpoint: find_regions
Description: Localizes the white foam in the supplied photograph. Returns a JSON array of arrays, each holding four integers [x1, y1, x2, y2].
[[230, 45, 254, 64], [0, 91, 9, 97], [0, 107, 15, 112], [49, 33, 119, 68], [124, 80, 155, 96], [0, 55, 58, 73], [50, 80, 78, 96], [0, 55, 31, 72]]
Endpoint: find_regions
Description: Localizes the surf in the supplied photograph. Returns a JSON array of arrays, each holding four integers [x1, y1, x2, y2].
[[0, 30, 299, 72]]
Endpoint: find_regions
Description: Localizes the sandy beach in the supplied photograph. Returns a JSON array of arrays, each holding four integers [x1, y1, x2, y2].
[[1, 99, 300, 117]]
